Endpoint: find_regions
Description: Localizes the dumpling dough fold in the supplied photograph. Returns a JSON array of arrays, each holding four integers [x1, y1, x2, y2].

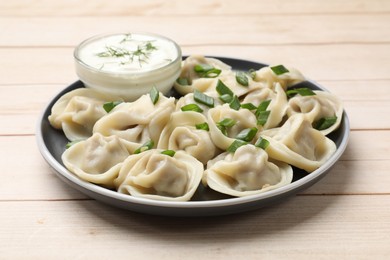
[[48, 88, 123, 141], [157, 111, 219, 164], [254, 66, 305, 90], [241, 82, 288, 129], [93, 93, 175, 145], [203, 145, 293, 197], [62, 133, 138, 188], [114, 150, 204, 201], [287, 90, 343, 135], [261, 114, 337, 172], [207, 104, 257, 150]]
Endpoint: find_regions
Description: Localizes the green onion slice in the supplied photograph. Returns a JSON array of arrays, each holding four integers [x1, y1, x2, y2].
[[195, 122, 210, 131], [217, 118, 236, 127], [227, 139, 248, 153], [149, 86, 159, 104], [248, 69, 257, 79], [161, 150, 176, 157], [286, 88, 316, 98], [176, 77, 189, 86], [255, 137, 270, 150], [216, 79, 234, 96], [256, 100, 271, 114], [236, 71, 249, 86], [313, 116, 338, 130], [235, 127, 258, 142], [204, 68, 222, 78], [270, 65, 289, 75], [193, 90, 214, 108], [217, 118, 236, 136], [219, 93, 233, 103], [65, 140, 82, 149], [194, 64, 221, 78], [194, 64, 213, 73], [241, 103, 257, 111], [229, 95, 241, 111], [134, 140, 154, 154], [103, 101, 123, 113], [254, 100, 272, 126], [181, 103, 204, 113], [257, 110, 271, 126]]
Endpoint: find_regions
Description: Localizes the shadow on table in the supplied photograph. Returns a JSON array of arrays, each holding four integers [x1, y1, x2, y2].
[[73, 142, 353, 242]]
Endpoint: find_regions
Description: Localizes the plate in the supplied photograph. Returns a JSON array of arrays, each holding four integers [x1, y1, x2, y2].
[[36, 56, 350, 217]]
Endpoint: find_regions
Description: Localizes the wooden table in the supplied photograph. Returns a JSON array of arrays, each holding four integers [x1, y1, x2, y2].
[[1, 0, 389, 258]]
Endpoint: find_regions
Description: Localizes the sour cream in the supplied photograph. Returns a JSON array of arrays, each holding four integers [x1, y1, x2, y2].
[[74, 33, 182, 101]]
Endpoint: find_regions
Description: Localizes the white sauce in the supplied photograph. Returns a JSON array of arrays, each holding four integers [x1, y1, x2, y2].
[[74, 33, 182, 101], [77, 33, 179, 73]]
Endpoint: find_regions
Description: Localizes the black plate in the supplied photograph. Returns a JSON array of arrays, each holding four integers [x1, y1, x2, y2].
[[37, 56, 350, 216]]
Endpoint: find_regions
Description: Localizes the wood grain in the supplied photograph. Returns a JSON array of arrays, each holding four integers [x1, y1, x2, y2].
[[1, 0, 390, 16], [0, 196, 389, 259], [1, 0, 389, 258], [1, 15, 390, 47]]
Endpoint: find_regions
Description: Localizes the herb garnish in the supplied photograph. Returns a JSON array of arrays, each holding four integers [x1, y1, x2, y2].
[[236, 127, 258, 142], [194, 64, 222, 78], [229, 95, 241, 110], [149, 86, 159, 104], [240, 103, 257, 111], [181, 103, 204, 113], [217, 118, 236, 136], [161, 150, 176, 157], [195, 122, 210, 131], [236, 71, 249, 86], [103, 101, 123, 113], [270, 65, 289, 75], [227, 139, 248, 153], [193, 90, 214, 108], [313, 116, 338, 130], [176, 77, 189, 86], [255, 137, 270, 150], [286, 88, 316, 98], [96, 34, 158, 68], [255, 100, 272, 126], [134, 140, 154, 154]]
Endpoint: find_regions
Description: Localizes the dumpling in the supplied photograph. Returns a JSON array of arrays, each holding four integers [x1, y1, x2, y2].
[[207, 104, 258, 150], [261, 114, 337, 172], [254, 65, 305, 90], [203, 145, 293, 197], [48, 88, 123, 141], [287, 90, 343, 135], [241, 82, 288, 129], [173, 55, 232, 95], [93, 93, 175, 145], [62, 133, 138, 188], [114, 149, 204, 201], [157, 111, 219, 164]]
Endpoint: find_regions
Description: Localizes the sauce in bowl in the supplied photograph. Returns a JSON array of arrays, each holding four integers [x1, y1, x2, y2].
[[74, 33, 182, 101]]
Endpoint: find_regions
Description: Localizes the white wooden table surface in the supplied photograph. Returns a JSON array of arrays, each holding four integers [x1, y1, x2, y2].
[[1, 1, 389, 259]]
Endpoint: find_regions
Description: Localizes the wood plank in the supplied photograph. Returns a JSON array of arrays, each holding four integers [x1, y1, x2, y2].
[[1, 44, 390, 86], [0, 196, 389, 259], [0, 84, 389, 134], [1, 0, 389, 17], [301, 160, 390, 195], [0, 135, 87, 200], [318, 80, 390, 101], [1, 14, 390, 47], [0, 132, 389, 201]]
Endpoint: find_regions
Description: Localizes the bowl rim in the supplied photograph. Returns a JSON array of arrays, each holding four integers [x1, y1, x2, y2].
[[73, 32, 182, 75]]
